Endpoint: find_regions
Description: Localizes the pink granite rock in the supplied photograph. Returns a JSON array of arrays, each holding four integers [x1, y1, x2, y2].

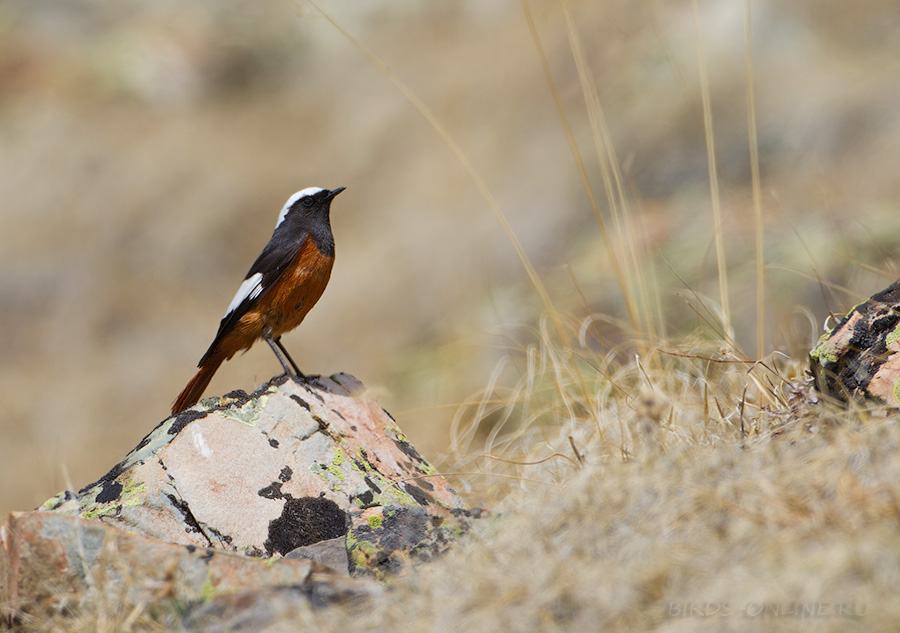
[[37, 373, 468, 561]]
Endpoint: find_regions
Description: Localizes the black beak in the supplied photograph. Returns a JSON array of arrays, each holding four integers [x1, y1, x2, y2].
[[326, 187, 346, 201]]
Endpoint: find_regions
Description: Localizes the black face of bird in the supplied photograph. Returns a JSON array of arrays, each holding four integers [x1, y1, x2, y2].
[[276, 187, 345, 228]]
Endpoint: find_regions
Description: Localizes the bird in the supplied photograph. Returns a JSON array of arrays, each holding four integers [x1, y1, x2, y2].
[[171, 186, 345, 414]]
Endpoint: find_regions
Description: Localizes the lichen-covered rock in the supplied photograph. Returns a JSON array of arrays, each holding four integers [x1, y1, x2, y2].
[[347, 505, 488, 579], [2, 373, 487, 626], [37, 373, 469, 568], [810, 281, 900, 405]]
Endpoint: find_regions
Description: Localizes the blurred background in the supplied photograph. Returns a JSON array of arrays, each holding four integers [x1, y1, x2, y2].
[[2, 0, 900, 516]]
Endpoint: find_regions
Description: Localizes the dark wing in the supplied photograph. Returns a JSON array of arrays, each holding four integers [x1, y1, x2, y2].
[[197, 230, 308, 366]]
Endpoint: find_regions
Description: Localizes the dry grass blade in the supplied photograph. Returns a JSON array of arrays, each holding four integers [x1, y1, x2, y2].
[[745, 0, 766, 360], [521, 0, 640, 338], [691, 0, 731, 330]]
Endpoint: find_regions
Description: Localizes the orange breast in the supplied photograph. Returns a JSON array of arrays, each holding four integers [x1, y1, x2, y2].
[[262, 236, 334, 336]]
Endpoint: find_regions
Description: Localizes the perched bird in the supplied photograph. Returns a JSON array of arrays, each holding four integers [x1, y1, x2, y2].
[[172, 186, 345, 414]]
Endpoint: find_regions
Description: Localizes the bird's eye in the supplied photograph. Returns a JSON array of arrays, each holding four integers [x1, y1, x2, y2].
[[302, 196, 315, 208]]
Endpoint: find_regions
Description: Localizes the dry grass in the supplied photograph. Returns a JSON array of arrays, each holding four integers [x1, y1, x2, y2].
[[5, 0, 900, 630]]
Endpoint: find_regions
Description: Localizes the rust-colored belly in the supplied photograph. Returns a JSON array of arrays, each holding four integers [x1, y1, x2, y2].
[[264, 236, 334, 335]]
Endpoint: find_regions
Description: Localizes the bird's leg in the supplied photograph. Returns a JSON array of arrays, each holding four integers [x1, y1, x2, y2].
[[262, 326, 305, 379], [274, 336, 305, 378]]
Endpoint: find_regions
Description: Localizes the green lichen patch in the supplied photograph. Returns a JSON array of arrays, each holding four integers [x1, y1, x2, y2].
[[322, 459, 346, 482], [81, 501, 120, 521], [809, 342, 839, 366], [414, 461, 439, 477], [346, 534, 380, 572], [887, 323, 900, 349], [220, 395, 267, 426], [121, 481, 146, 507]]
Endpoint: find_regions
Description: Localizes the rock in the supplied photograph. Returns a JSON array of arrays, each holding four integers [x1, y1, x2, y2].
[[179, 581, 378, 633], [283, 536, 350, 575], [2, 373, 481, 625], [0, 510, 375, 625], [347, 505, 489, 579], [810, 281, 900, 405]]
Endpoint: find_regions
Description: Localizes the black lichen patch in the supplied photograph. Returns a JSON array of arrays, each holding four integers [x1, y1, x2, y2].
[[312, 414, 329, 431], [269, 374, 292, 388], [79, 460, 127, 495], [303, 383, 327, 404], [351, 456, 369, 474], [248, 377, 287, 402], [258, 468, 293, 500], [134, 433, 154, 452], [95, 479, 123, 504], [353, 491, 375, 507], [289, 394, 311, 411], [221, 389, 252, 406], [168, 409, 207, 435], [166, 493, 208, 541], [264, 497, 347, 556], [402, 482, 435, 506], [392, 436, 429, 468], [206, 525, 234, 548], [418, 478, 434, 491], [353, 449, 379, 473], [364, 476, 382, 494], [258, 482, 285, 500]]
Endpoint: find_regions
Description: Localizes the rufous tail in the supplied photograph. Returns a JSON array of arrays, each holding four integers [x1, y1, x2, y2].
[[172, 356, 224, 414]]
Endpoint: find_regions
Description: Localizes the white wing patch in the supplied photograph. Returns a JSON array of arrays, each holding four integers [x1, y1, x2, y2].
[[275, 187, 326, 229], [225, 272, 264, 316]]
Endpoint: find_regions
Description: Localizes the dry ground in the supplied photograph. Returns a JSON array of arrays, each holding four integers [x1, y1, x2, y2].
[[3, 0, 900, 630]]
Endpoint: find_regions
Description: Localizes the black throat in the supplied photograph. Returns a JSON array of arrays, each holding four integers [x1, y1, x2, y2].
[[275, 212, 334, 258], [308, 219, 335, 258]]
